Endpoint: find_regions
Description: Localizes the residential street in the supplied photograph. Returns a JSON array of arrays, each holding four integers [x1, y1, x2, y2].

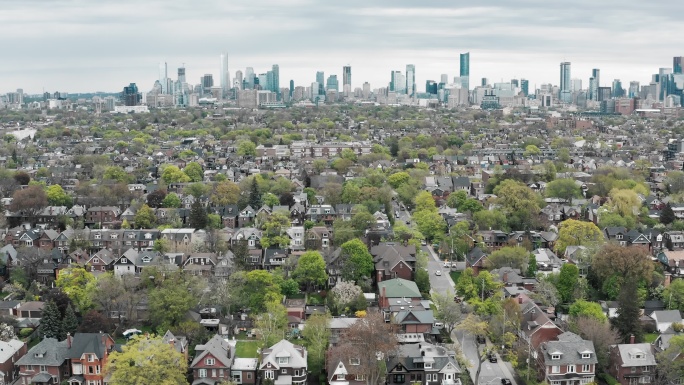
[[423, 244, 455, 296]]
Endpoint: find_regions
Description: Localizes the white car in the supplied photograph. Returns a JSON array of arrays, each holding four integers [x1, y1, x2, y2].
[[435, 270, 442, 276]]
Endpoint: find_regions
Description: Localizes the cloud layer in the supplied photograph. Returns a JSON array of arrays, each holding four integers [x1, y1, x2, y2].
[[2, 0, 682, 93]]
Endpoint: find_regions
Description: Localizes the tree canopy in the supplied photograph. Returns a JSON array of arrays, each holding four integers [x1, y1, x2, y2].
[[105, 334, 188, 385]]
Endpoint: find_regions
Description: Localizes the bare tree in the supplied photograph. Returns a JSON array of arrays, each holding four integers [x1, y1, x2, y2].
[[15, 247, 51, 284], [570, 316, 620, 372], [329, 312, 399, 385], [432, 290, 463, 335], [10, 184, 47, 224]]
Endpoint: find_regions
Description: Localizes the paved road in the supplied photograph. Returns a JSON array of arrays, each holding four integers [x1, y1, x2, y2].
[[455, 330, 517, 385], [423, 245, 456, 296]]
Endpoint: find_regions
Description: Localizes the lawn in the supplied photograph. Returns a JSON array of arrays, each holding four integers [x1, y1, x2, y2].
[[307, 292, 325, 305], [644, 333, 658, 343], [235, 340, 260, 358], [449, 271, 461, 283]]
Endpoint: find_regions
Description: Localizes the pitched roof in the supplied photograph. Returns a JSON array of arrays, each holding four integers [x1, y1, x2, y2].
[[259, 339, 307, 370], [378, 278, 421, 299], [16, 338, 68, 366], [616, 343, 656, 367], [191, 334, 232, 368], [541, 332, 597, 366], [66, 333, 112, 359]]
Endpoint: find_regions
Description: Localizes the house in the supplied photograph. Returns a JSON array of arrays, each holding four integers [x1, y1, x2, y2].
[[519, 299, 563, 351], [608, 342, 656, 385], [371, 243, 416, 283], [161, 330, 189, 363], [18, 301, 45, 319], [85, 206, 122, 227], [16, 337, 69, 385], [231, 357, 258, 385], [386, 342, 462, 385], [183, 253, 217, 277], [649, 310, 683, 333], [392, 310, 435, 334], [190, 334, 233, 384], [232, 228, 262, 249], [86, 249, 116, 274], [0, 338, 26, 384], [259, 339, 308, 385], [305, 226, 331, 251], [378, 278, 422, 310], [465, 247, 488, 275], [65, 332, 117, 385], [538, 331, 597, 385], [328, 359, 366, 385]]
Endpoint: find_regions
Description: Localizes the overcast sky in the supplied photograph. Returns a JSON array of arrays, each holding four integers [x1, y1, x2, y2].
[[2, 0, 683, 94]]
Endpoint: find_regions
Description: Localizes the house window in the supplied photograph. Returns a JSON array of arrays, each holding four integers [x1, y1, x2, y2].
[[425, 363, 432, 369], [247, 373, 252, 379], [350, 358, 360, 365], [206, 358, 215, 366], [394, 374, 405, 383], [632, 367, 637, 373], [277, 357, 289, 365], [567, 365, 576, 373], [199, 369, 207, 378], [265, 370, 274, 379], [88, 354, 94, 362], [356, 374, 365, 381], [639, 376, 651, 384], [40, 365, 47, 372], [551, 354, 561, 360], [282, 369, 287, 374], [552, 366, 560, 374], [295, 370, 300, 376], [121, 258, 127, 263], [582, 353, 591, 359], [582, 364, 591, 372], [337, 374, 346, 380], [93, 258, 100, 264], [643, 366, 650, 372]]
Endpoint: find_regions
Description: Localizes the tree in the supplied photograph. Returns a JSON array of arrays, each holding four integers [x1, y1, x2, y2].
[[413, 210, 446, 241], [388, 172, 411, 189], [431, 290, 462, 335], [656, 335, 684, 385], [302, 312, 331, 376], [40, 300, 63, 339], [103, 166, 129, 183], [531, 278, 560, 307], [162, 192, 181, 208], [184, 183, 209, 199], [105, 334, 188, 385], [148, 276, 195, 328], [523, 144, 541, 157], [447, 190, 467, 209], [211, 180, 240, 206], [592, 243, 653, 284], [663, 279, 684, 312], [526, 253, 538, 277], [457, 314, 490, 385], [249, 178, 261, 209], [568, 299, 607, 322], [63, 304, 78, 336], [613, 282, 642, 343], [260, 211, 291, 249], [254, 300, 288, 349], [556, 264, 580, 304], [661, 203, 676, 225], [146, 189, 167, 208], [55, 266, 96, 313], [415, 267, 431, 299], [493, 180, 541, 231], [545, 179, 582, 203], [46, 184, 72, 207], [414, 191, 437, 213], [262, 193, 280, 207], [486, 246, 530, 271], [237, 140, 256, 156], [183, 162, 203, 183], [340, 239, 374, 283], [329, 312, 398, 385], [134, 204, 156, 229], [569, 316, 619, 371], [161, 165, 191, 184], [189, 199, 208, 229], [293, 251, 328, 292], [328, 281, 363, 315], [10, 184, 47, 221], [555, 219, 603, 255], [13, 171, 30, 185], [473, 210, 509, 232], [245, 270, 282, 311], [79, 310, 113, 333]]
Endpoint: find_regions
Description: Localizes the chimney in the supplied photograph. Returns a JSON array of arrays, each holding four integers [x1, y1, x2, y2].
[[67, 333, 72, 348], [630, 334, 635, 344]]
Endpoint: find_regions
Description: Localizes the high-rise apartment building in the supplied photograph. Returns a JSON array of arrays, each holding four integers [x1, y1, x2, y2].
[[560, 62, 572, 103], [316, 71, 325, 95], [426, 80, 437, 95], [520, 79, 529, 96], [220, 53, 230, 97], [406, 64, 415, 97], [628, 81, 640, 98], [342, 66, 351, 88], [234, 70, 243, 90], [326, 75, 339, 92], [612, 79, 624, 98], [674, 57, 683, 74], [121, 83, 142, 106], [271, 64, 280, 97], [590, 68, 600, 101], [159, 62, 168, 94], [178, 67, 186, 84], [362, 82, 371, 99], [289, 80, 295, 98], [244, 67, 255, 89], [440, 74, 449, 84], [460, 52, 470, 90]]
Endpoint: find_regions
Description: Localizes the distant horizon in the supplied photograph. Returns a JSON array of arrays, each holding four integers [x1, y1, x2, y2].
[[2, 0, 682, 94]]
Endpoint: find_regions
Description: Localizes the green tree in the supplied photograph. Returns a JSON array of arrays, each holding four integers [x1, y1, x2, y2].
[[446, 190, 467, 209], [526, 253, 538, 277], [293, 251, 328, 292], [545, 178, 582, 203], [473, 209, 509, 232], [55, 266, 96, 313], [148, 276, 195, 328], [161, 165, 191, 184], [105, 334, 188, 385], [162, 192, 181, 208], [134, 204, 156, 229], [153, 239, 171, 254], [661, 203, 676, 225], [664, 279, 684, 312], [493, 179, 541, 230], [486, 246, 530, 271], [249, 178, 261, 209], [555, 219, 603, 255], [415, 268, 431, 298], [245, 270, 282, 311], [184, 183, 209, 199], [302, 312, 331, 376], [556, 264, 580, 304], [655, 335, 684, 385], [413, 210, 446, 241], [40, 300, 63, 339], [103, 166, 130, 183], [261, 193, 280, 208], [62, 304, 78, 336], [254, 300, 288, 349], [183, 162, 203, 183], [261, 211, 291, 249], [614, 282, 642, 343], [339, 239, 374, 283], [431, 290, 463, 335], [568, 299, 607, 322], [237, 140, 256, 156], [189, 199, 208, 229], [211, 180, 240, 206], [523, 144, 541, 157], [414, 191, 437, 213], [46, 184, 73, 207], [388, 172, 411, 189]]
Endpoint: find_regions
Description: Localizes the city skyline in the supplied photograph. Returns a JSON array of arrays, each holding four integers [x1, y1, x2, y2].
[[1, 0, 683, 93]]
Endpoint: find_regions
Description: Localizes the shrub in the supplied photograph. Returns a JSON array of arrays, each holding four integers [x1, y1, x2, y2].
[[19, 328, 33, 338]]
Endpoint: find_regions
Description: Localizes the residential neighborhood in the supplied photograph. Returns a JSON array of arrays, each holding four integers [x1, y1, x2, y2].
[[0, 104, 684, 385]]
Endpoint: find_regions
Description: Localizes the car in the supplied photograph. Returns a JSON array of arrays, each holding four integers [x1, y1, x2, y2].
[[435, 270, 442, 276], [451, 262, 458, 268], [488, 352, 497, 363], [476, 335, 485, 344], [501, 379, 512, 385], [421, 239, 427, 246], [443, 261, 450, 268], [433, 322, 444, 328]]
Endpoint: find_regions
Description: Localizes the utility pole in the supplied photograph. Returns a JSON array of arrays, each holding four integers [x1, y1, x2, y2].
[[481, 278, 485, 302]]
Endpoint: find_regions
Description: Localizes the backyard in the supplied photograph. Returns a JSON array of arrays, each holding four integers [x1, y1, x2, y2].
[[235, 340, 260, 358]]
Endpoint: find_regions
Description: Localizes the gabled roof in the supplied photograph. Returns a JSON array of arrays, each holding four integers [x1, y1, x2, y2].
[[16, 338, 68, 366], [191, 334, 232, 368], [616, 343, 656, 367], [541, 332, 597, 366], [259, 339, 307, 370], [378, 278, 421, 299], [66, 333, 113, 360]]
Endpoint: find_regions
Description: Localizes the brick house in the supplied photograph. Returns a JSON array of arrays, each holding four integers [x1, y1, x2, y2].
[[231, 358, 258, 385], [15, 338, 69, 385], [0, 338, 26, 384], [85, 206, 122, 227], [371, 243, 416, 283], [259, 340, 308, 385], [386, 342, 462, 385], [65, 333, 116, 384], [191, 334, 233, 384], [538, 332, 597, 385], [608, 342, 656, 385]]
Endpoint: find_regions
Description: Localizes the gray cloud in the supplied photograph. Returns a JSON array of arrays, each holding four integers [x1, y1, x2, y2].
[[1, 0, 682, 93]]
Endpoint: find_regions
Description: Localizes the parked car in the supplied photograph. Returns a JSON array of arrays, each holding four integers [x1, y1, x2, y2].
[[488, 352, 497, 363], [501, 379, 512, 385], [435, 270, 442, 276], [476, 335, 485, 344]]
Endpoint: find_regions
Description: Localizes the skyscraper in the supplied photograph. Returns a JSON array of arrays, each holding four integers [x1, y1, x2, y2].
[[234, 70, 243, 90], [520, 79, 529, 96], [177, 67, 186, 84], [629, 81, 640, 98], [590, 68, 600, 101], [316, 71, 325, 95], [612, 79, 624, 98], [674, 57, 683, 74], [121, 83, 142, 106], [159, 62, 168, 94], [326, 75, 339, 92], [342, 66, 351, 88], [289, 80, 294, 98], [406, 64, 416, 97], [220, 53, 230, 97], [244, 67, 255, 89], [271, 64, 280, 97], [560, 62, 571, 103], [460, 52, 470, 90]]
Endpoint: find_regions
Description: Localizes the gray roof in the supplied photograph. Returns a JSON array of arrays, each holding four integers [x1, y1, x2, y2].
[[66, 333, 111, 360], [616, 343, 656, 367], [650, 310, 682, 323], [541, 332, 597, 366], [16, 338, 69, 366]]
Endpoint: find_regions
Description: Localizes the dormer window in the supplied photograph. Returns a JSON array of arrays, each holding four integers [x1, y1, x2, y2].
[[551, 354, 561, 360], [278, 357, 289, 365], [425, 363, 432, 369]]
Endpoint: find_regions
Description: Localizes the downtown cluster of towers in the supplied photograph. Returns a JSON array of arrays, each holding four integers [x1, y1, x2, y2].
[[149, 52, 473, 104]]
